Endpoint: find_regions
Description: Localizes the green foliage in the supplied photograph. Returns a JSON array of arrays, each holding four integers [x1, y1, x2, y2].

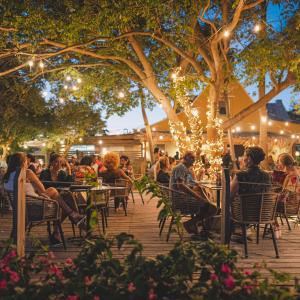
[[0, 233, 299, 299]]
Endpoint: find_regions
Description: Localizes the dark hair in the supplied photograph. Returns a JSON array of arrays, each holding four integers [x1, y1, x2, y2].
[[159, 156, 169, 170], [3, 152, 26, 183], [27, 153, 35, 163], [154, 147, 160, 154], [245, 146, 265, 165], [120, 155, 129, 161], [48, 153, 61, 168], [183, 151, 195, 162], [80, 155, 93, 166]]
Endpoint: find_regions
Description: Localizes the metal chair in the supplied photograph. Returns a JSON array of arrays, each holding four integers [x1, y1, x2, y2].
[[276, 191, 300, 230], [157, 184, 171, 237], [110, 179, 130, 216], [231, 192, 279, 258], [6, 191, 66, 249]]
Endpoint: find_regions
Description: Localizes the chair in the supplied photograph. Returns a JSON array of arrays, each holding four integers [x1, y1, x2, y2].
[[276, 191, 300, 230], [89, 189, 109, 234], [6, 191, 66, 249], [110, 179, 130, 216], [157, 184, 171, 237], [231, 192, 279, 258]]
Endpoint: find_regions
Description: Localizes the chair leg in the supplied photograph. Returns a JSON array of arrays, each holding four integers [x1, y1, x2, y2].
[[71, 223, 76, 237], [166, 216, 174, 242], [130, 189, 135, 204], [280, 216, 284, 225], [241, 224, 248, 258], [262, 224, 268, 239], [159, 217, 167, 236], [121, 199, 127, 216], [101, 209, 106, 234], [256, 224, 260, 244], [139, 191, 145, 205], [104, 209, 108, 227], [284, 214, 291, 230], [47, 222, 52, 239], [270, 224, 280, 258], [57, 222, 67, 250]]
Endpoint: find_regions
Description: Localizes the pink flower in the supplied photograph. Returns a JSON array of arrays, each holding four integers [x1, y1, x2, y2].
[[38, 256, 49, 265], [67, 295, 78, 300], [244, 270, 252, 276], [243, 285, 253, 294], [0, 259, 6, 269], [93, 296, 100, 300], [210, 273, 218, 282], [224, 275, 235, 290], [0, 279, 7, 290], [65, 258, 73, 266], [128, 282, 136, 292], [48, 252, 55, 259], [148, 288, 157, 300], [2, 266, 11, 274], [9, 271, 20, 283], [7, 250, 17, 259], [49, 265, 64, 280], [221, 263, 232, 274], [84, 276, 93, 286]]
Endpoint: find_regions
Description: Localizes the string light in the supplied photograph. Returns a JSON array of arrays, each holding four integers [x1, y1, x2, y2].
[[280, 130, 284, 135], [59, 98, 64, 104], [72, 85, 78, 91], [42, 143, 46, 147], [118, 91, 125, 98], [171, 72, 177, 80], [261, 116, 267, 123], [297, 135, 300, 139], [28, 60, 34, 68], [159, 135, 164, 140], [253, 24, 261, 33], [236, 126, 241, 132], [77, 78, 82, 83], [66, 75, 72, 81], [98, 140, 103, 144], [291, 134, 296, 139], [252, 136, 256, 140], [39, 61, 44, 69], [268, 121, 272, 126], [285, 122, 289, 126], [24, 145, 28, 149], [60, 140, 64, 145], [274, 138, 278, 142], [223, 30, 230, 38], [231, 129, 236, 133], [296, 151, 300, 157], [79, 137, 83, 142], [63, 85, 68, 90], [159, 103, 163, 108]]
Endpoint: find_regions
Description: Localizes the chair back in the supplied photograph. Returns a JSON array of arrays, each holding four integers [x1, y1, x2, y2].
[[90, 190, 109, 206], [111, 179, 129, 197], [231, 192, 278, 224], [282, 191, 300, 215]]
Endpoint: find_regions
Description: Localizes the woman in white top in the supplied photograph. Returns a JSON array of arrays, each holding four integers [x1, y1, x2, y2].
[[3, 152, 86, 245]]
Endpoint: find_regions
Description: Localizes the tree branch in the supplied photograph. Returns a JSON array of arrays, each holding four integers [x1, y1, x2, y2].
[[243, 0, 265, 10]]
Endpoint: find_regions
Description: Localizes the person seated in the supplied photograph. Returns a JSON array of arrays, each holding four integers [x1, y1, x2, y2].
[[99, 152, 132, 209], [40, 153, 74, 183], [170, 151, 217, 234], [156, 156, 170, 185], [230, 146, 271, 197], [168, 157, 176, 173], [3, 152, 86, 245], [120, 155, 134, 178]]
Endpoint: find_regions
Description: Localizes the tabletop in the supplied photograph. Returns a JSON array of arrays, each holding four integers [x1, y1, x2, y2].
[[197, 181, 222, 190]]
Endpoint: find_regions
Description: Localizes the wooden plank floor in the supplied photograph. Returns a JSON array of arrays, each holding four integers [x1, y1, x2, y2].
[[1, 191, 300, 278]]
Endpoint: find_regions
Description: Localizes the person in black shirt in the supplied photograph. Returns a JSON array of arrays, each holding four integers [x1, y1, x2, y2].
[[156, 156, 170, 185]]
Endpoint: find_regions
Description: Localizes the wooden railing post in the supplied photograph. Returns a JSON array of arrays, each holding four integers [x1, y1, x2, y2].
[[13, 167, 26, 256], [221, 167, 231, 244]]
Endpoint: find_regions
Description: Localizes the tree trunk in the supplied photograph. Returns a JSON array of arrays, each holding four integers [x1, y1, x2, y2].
[[140, 95, 154, 164], [207, 83, 219, 141]]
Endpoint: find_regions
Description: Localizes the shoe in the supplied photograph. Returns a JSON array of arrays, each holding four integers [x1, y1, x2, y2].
[[183, 221, 198, 234], [49, 234, 63, 246]]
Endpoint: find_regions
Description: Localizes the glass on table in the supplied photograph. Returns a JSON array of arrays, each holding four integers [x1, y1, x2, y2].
[[97, 177, 103, 188]]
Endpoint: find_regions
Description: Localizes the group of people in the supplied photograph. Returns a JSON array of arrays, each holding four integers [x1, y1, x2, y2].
[[1, 151, 135, 245], [150, 146, 300, 237]]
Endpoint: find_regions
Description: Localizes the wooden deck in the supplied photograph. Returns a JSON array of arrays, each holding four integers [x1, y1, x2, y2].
[[1, 191, 300, 278]]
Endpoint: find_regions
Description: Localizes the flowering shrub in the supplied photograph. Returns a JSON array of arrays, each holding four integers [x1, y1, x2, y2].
[[0, 233, 298, 300]]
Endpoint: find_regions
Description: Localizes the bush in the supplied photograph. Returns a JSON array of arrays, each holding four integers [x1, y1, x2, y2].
[[0, 233, 298, 300]]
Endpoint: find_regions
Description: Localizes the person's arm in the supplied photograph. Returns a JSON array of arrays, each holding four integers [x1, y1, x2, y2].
[[119, 169, 133, 184], [230, 175, 239, 198], [26, 169, 46, 195]]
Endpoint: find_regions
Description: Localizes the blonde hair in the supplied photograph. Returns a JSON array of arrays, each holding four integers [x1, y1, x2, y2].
[[103, 152, 120, 170], [279, 153, 296, 168]]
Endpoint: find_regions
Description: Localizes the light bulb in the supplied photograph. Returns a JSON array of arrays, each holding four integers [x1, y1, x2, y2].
[[64, 85, 68, 90], [291, 134, 296, 139], [231, 129, 236, 133], [236, 126, 241, 132], [137, 128, 141, 132], [297, 135, 300, 139], [79, 137, 83, 142], [191, 108, 198, 116], [252, 136, 256, 140], [250, 125, 256, 130], [42, 143, 46, 147], [60, 140, 64, 145], [77, 78, 82, 83], [39, 61, 44, 68], [72, 85, 78, 91], [66, 75, 72, 81], [98, 140, 103, 144], [285, 122, 289, 126], [280, 130, 284, 135], [59, 98, 64, 104], [24, 145, 28, 149], [159, 135, 164, 140], [223, 30, 230, 38], [261, 116, 267, 123], [28, 60, 34, 67], [253, 24, 261, 33], [274, 138, 278, 142], [118, 91, 125, 98], [296, 151, 300, 157], [152, 127, 156, 131], [171, 73, 177, 80], [268, 121, 272, 126]]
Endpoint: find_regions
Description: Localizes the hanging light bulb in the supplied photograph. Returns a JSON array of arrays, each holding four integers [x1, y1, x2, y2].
[[252, 136, 256, 140], [118, 91, 125, 98], [98, 140, 103, 144], [231, 129, 236, 133], [39, 61, 44, 69], [223, 30, 230, 38], [159, 135, 164, 140], [250, 125, 256, 130], [171, 72, 177, 80], [261, 116, 267, 123], [28, 60, 34, 67], [24, 145, 28, 149], [79, 137, 83, 142], [191, 108, 198, 116], [66, 75, 72, 81], [291, 134, 296, 139], [280, 130, 284, 135], [77, 78, 82, 83], [253, 24, 261, 33]]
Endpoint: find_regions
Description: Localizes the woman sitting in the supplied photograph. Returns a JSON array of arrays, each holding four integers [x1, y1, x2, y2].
[[40, 153, 74, 183], [3, 152, 86, 245], [74, 155, 96, 181], [99, 152, 132, 209], [120, 155, 134, 178], [156, 156, 170, 185]]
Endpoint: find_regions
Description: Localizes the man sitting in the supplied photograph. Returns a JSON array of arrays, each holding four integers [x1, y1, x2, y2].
[[170, 151, 218, 234]]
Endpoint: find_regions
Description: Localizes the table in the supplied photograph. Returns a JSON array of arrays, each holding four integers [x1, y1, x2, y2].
[[197, 181, 222, 208]]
